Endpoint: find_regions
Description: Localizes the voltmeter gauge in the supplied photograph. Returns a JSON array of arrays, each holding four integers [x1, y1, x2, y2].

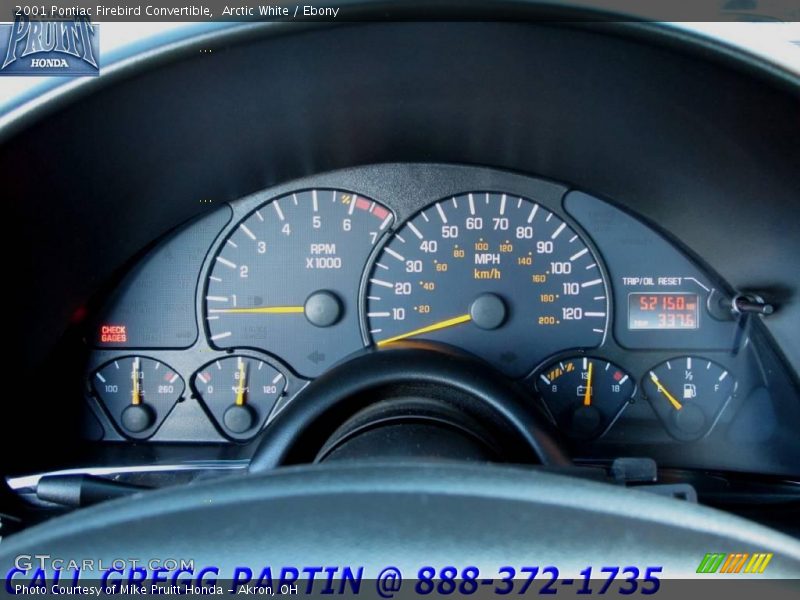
[[643, 356, 736, 441], [193, 356, 286, 440], [92, 356, 184, 439], [536, 357, 634, 438]]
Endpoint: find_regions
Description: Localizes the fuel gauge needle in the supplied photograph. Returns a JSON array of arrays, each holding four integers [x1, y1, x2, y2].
[[377, 314, 472, 347], [649, 371, 683, 410], [583, 361, 593, 406], [131, 357, 142, 405], [235, 358, 247, 406]]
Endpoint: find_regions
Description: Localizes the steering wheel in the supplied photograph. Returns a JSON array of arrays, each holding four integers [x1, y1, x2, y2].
[[3, 345, 800, 580]]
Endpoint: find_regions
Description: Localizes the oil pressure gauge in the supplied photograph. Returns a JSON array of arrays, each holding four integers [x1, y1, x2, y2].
[[643, 356, 736, 441], [536, 357, 634, 438], [193, 356, 286, 440]]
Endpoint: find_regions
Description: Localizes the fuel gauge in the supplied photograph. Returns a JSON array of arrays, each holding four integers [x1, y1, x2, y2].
[[193, 356, 285, 440], [92, 356, 184, 439], [644, 356, 735, 441], [536, 357, 634, 438]]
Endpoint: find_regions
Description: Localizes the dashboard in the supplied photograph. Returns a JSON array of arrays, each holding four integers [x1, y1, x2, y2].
[[60, 163, 797, 477], [1, 19, 799, 535]]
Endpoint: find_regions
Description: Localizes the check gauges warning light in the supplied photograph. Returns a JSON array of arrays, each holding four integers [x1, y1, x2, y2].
[[99, 324, 127, 343]]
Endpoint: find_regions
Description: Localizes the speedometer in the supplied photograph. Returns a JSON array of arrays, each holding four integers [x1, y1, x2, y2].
[[365, 192, 608, 377]]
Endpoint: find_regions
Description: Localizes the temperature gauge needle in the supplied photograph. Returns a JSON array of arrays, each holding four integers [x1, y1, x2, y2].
[[210, 306, 304, 314], [377, 314, 472, 347], [583, 361, 593, 406], [131, 358, 141, 405], [649, 371, 683, 411], [235, 359, 247, 406]]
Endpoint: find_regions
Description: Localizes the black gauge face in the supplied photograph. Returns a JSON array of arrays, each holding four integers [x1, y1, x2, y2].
[[365, 193, 608, 376], [92, 356, 184, 439], [643, 357, 736, 441], [193, 356, 286, 440], [536, 357, 634, 438], [206, 190, 393, 377]]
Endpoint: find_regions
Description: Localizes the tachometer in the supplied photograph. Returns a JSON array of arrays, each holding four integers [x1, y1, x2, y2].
[[206, 189, 393, 377], [365, 193, 608, 376]]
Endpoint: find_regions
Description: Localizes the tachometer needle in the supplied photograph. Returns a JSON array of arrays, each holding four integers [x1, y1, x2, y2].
[[235, 358, 247, 406], [583, 361, 593, 406], [649, 371, 682, 411], [377, 314, 472, 347], [210, 306, 305, 314], [131, 357, 141, 406]]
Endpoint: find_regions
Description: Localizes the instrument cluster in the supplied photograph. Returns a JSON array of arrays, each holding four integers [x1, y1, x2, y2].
[[79, 164, 800, 476]]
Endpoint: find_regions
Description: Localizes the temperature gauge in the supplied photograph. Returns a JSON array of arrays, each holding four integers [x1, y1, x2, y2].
[[92, 356, 184, 439], [536, 357, 634, 438], [193, 356, 286, 440], [643, 356, 736, 441]]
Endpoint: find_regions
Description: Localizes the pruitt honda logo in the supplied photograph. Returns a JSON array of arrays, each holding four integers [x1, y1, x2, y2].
[[1, 15, 98, 76], [696, 552, 773, 574]]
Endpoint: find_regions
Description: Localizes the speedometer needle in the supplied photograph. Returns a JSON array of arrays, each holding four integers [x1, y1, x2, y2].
[[377, 314, 472, 347], [210, 306, 305, 314], [649, 372, 683, 411]]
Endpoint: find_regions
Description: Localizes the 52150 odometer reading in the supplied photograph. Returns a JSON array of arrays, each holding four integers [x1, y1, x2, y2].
[[365, 192, 609, 377]]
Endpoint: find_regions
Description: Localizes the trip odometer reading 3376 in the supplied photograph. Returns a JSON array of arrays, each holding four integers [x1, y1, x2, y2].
[[366, 193, 608, 377]]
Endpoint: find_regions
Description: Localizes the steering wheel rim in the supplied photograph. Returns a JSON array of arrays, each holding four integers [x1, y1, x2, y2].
[[249, 344, 570, 472], [3, 462, 800, 580]]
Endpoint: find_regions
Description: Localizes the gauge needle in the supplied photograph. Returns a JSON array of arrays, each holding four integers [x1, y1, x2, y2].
[[210, 306, 304, 314], [131, 358, 141, 405], [377, 314, 472, 347], [235, 359, 247, 406], [649, 371, 682, 410], [583, 361, 593, 406]]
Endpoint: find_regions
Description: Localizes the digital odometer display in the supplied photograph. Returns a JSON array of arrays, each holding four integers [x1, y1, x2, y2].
[[628, 293, 699, 330]]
